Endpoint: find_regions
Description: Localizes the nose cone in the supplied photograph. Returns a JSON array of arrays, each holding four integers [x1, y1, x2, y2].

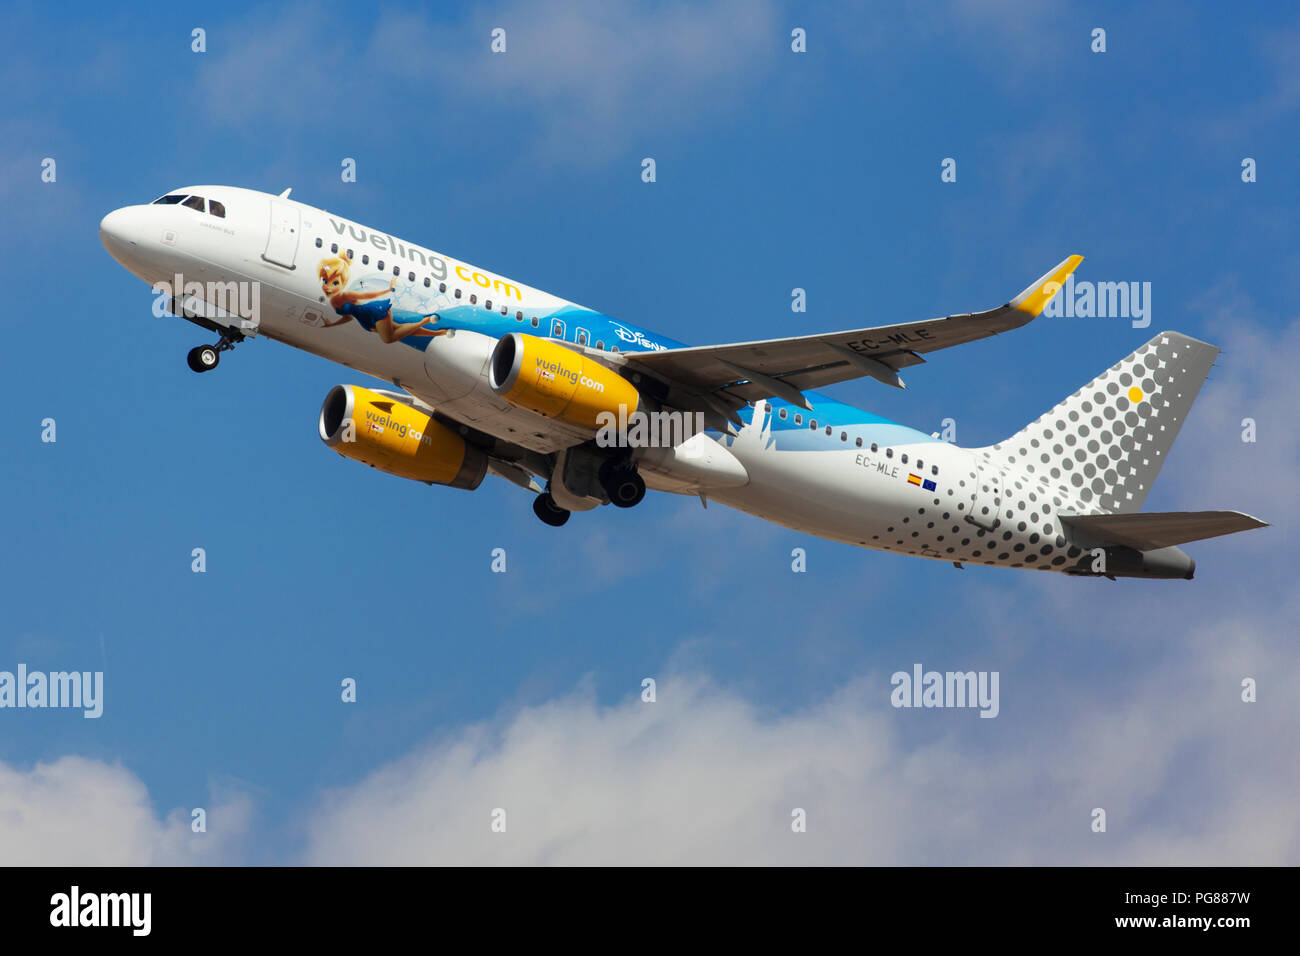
[[99, 206, 137, 255], [99, 204, 161, 269], [100, 205, 161, 281]]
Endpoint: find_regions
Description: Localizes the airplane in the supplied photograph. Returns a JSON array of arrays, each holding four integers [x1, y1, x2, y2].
[[99, 185, 1267, 580]]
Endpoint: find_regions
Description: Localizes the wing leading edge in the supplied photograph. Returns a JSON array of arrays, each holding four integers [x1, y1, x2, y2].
[[625, 255, 1084, 406]]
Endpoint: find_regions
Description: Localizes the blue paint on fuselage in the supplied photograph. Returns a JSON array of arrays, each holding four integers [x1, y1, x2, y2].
[[429, 299, 940, 451]]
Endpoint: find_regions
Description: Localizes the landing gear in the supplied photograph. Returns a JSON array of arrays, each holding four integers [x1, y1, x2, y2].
[[186, 329, 243, 373], [533, 491, 571, 527], [599, 460, 646, 508], [187, 345, 219, 372]]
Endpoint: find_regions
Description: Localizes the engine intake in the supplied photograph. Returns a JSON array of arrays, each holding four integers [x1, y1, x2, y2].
[[318, 385, 486, 489]]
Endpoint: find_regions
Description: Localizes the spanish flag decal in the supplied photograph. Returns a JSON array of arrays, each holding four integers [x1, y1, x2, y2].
[[907, 473, 922, 486]]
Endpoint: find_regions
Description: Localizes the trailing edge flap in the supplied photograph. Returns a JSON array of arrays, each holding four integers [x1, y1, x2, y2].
[[1059, 511, 1268, 551], [489, 459, 544, 494], [624, 255, 1083, 403]]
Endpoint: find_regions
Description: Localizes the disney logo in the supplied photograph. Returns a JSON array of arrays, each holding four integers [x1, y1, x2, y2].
[[609, 322, 667, 352]]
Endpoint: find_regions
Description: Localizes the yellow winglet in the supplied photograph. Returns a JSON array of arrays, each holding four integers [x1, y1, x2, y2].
[[1009, 254, 1084, 317]]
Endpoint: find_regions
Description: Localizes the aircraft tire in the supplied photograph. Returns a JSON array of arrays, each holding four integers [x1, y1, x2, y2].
[[188, 345, 219, 372], [533, 492, 571, 526]]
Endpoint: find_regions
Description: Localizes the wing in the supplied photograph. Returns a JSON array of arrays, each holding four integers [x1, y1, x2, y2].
[[625, 256, 1083, 411]]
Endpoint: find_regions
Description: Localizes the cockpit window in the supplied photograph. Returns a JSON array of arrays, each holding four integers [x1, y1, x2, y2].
[[209, 200, 226, 218], [153, 194, 187, 204], [182, 195, 205, 212]]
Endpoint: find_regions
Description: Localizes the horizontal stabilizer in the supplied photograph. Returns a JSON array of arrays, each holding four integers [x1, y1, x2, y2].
[[1060, 510, 1268, 551]]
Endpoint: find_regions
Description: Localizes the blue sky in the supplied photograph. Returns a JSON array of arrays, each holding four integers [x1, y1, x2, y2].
[[1, 0, 1296, 864]]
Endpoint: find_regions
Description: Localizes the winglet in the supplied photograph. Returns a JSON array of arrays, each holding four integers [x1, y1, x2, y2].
[[1009, 254, 1084, 317]]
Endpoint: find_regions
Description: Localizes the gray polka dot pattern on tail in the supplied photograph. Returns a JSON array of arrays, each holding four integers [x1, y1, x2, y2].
[[978, 332, 1220, 518]]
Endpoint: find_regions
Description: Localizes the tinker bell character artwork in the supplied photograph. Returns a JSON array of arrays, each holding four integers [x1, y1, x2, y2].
[[318, 251, 446, 348]]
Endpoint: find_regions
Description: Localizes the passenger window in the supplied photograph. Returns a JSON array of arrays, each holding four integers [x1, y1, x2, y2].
[[886, 448, 893, 458], [469, 294, 476, 304], [408, 271, 415, 281], [825, 426, 832, 436], [779, 408, 788, 420], [346, 250, 353, 260], [577, 330, 588, 345], [439, 283, 446, 293], [315, 238, 322, 248], [424, 277, 430, 288], [917, 460, 924, 469], [501, 305, 508, 316], [393, 266, 401, 277], [794, 414, 802, 425], [901, 454, 908, 464], [595, 340, 604, 350], [931, 465, 938, 475], [332, 244, 339, 254], [840, 431, 847, 441], [871, 443, 878, 452], [209, 200, 226, 218], [377, 260, 384, 270], [515, 311, 523, 321], [810, 420, 817, 430], [855, 437, 863, 447], [532, 317, 540, 328], [362, 255, 370, 265], [182, 196, 205, 212], [454, 289, 461, 299], [611, 345, 619, 352], [485, 300, 492, 311]]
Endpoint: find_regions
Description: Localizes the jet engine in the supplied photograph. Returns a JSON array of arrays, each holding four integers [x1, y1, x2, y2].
[[488, 333, 640, 430], [318, 385, 486, 489]]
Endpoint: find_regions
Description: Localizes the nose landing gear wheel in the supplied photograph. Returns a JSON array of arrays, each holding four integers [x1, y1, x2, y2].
[[533, 492, 571, 527], [187, 345, 219, 372], [599, 461, 646, 508], [186, 328, 243, 373]]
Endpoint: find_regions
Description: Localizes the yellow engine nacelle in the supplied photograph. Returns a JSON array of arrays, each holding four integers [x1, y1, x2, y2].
[[488, 332, 640, 429], [318, 385, 487, 489]]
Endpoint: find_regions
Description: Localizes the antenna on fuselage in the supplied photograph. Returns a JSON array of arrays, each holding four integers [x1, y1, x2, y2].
[[279, 187, 292, 198]]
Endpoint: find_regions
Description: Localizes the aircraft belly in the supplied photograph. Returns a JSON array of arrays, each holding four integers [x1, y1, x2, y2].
[[711, 441, 983, 552], [710, 447, 900, 543]]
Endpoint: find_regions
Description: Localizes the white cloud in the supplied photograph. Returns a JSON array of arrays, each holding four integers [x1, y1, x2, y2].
[[0, 757, 251, 865], [1173, 283, 1300, 524], [297, 595, 1298, 865], [3, 591, 1295, 866], [196, 0, 782, 167]]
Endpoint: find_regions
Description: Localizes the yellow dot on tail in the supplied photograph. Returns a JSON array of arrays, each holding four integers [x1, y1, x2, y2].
[[1128, 386, 1144, 403]]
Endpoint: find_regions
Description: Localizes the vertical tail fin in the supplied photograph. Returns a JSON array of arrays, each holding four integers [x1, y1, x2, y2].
[[984, 331, 1219, 514]]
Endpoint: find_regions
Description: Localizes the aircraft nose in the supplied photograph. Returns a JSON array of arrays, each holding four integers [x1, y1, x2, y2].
[[99, 206, 138, 251], [99, 204, 161, 265]]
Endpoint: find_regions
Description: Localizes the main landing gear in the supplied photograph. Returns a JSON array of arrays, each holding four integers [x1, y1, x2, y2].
[[599, 460, 646, 508], [531, 460, 646, 526], [532, 492, 570, 527], [186, 329, 243, 373]]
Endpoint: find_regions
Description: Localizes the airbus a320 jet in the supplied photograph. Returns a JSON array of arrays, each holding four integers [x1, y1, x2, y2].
[[99, 186, 1266, 580]]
